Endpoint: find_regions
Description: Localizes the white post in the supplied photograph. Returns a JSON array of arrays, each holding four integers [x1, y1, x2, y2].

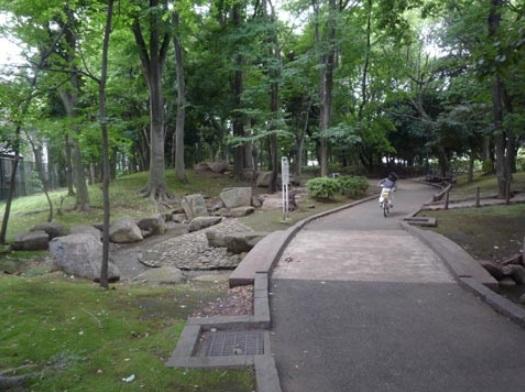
[[281, 157, 289, 221]]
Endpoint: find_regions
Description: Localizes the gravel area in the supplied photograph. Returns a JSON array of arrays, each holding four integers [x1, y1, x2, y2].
[[138, 218, 253, 271], [192, 285, 254, 317]]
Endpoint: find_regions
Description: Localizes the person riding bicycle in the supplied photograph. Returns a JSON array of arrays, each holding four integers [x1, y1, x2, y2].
[[379, 172, 398, 208]]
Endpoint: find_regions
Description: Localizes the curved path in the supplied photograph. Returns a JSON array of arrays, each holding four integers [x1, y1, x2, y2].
[[270, 181, 525, 392]]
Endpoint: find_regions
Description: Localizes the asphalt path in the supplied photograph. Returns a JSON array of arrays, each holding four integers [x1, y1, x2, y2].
[[270, 181, 525, 392]]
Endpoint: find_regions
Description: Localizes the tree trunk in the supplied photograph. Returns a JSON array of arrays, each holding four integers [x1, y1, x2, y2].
[[99, 0, 114, 289], [64, 133, 75, 196], [24, 131, 54, 222], [173, 11, 187, 182], [131, 0, 171, 200], [318, 0, 336, 177], [232, 3, 245, 179], [489, 0, 509, 198]]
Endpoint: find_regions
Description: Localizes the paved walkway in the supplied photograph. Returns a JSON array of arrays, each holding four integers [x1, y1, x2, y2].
[[270, 181, 525, 392]]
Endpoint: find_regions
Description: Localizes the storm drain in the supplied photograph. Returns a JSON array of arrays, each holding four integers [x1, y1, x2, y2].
[[197, 330, 265, 357]]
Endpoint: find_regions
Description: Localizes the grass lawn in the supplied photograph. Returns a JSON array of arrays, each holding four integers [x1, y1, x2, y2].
[[451, 171, 525, 199], [1, 170, 249, 242], [420, 204, 525, 262], [0, 274, 255, 391]]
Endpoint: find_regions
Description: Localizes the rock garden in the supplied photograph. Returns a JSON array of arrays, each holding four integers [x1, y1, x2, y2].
[[9, 186, 270, 285]]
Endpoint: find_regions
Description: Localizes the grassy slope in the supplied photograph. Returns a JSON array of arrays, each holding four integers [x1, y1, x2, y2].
[[451, 171, 525, 199], [0, 275, 254, 391], [1, 170, 248, 241], [421, 204, 525, 261]]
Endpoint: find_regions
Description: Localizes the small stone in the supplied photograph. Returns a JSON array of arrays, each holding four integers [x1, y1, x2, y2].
[[188, 216, 222, 232]]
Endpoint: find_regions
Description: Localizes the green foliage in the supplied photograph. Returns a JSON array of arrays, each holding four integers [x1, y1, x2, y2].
[[306, 177, 340, 200], [337, 176, 369, 199]]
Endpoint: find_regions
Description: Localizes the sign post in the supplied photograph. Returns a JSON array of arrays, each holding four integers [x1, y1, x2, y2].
[[281, 157, 289, 221]]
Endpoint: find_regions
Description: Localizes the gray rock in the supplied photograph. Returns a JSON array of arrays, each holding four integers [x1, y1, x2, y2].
[[188, 216, 222, 232], [251, 196, 263, 208], [181, 194, 209, 220], [50, 233, 120, 282], [70, 224, 102, 240], [12, 230, 49, 251], [208, 161, 228, 174], [30, 222, 69, 239], [498, 277, 517, 288], [206, 197, 225, 212], [221, 206, 255, 218], [206, 230, 228, 248], [224, 232, 267, 254], [172, 213, 187, 223], [503, 264, 525, 285], [481, 261, 505, 281], [194, 162, 210, 172], [109, 218, 143, 243], [256, 171, 273, 187], [137, 214, 166, 237], [134, 266, 185, 284], [220, 187, 253, 208], [519, 293, 525, 305]]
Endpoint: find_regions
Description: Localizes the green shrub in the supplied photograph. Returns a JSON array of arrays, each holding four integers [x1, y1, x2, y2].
[[306, 177, 340, 200], [337, 176, 369, 198]]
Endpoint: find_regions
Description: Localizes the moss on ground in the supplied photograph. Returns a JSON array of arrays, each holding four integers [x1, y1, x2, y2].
[[0, 275, 254, 391]]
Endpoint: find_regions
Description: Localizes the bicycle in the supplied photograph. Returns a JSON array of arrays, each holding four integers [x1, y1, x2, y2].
[[379, 187, 392, 217]]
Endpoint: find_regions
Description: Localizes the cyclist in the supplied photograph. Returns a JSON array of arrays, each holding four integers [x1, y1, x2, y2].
[[379, 172, 398, 208]]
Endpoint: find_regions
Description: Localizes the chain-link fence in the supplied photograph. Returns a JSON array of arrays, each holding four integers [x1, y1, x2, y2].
[[0, 156, 61, 201]]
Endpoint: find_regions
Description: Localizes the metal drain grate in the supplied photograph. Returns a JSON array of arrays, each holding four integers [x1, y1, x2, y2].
[[198, 330, 264, 357]]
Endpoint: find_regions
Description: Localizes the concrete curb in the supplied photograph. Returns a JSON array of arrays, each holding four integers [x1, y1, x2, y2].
[[166, 271, 282, 392], [402, 184, 525, 330], [400, 222, 498, 287]]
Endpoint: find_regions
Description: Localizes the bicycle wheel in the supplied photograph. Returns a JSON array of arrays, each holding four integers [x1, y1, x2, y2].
[[383, 201, 390, 217]]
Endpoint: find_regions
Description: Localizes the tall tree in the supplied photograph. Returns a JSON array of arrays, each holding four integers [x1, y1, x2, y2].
[[99, 0, 114, 288], [131, 0, 171, 200]]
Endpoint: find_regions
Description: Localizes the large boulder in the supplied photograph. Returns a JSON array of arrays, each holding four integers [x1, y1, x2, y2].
[[181, 194, 209, 220], [208, 161, 228, 174], [70, 224, 102, 240], [137, 214, 166, 237], [220, 187, 253, 208], [224, 232, 267, 254], [12, 230, 49, 251], [188, 216, 222, 232], [30, 222, 69, 239], [194, 162, 210, 172], [256, 171, 273, 187], [109, 218, 143, 243], [133, 266, 185, 285], [50, 233, 120, 282]]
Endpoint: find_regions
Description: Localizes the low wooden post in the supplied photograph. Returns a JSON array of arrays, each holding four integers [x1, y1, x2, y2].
[[505, 181, 511, 205], [475, 187, 480, 208], [444, 189, 450, 210]]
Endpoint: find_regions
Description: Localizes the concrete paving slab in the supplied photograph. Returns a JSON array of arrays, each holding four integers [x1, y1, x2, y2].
[[274, 229, 453, 283]]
